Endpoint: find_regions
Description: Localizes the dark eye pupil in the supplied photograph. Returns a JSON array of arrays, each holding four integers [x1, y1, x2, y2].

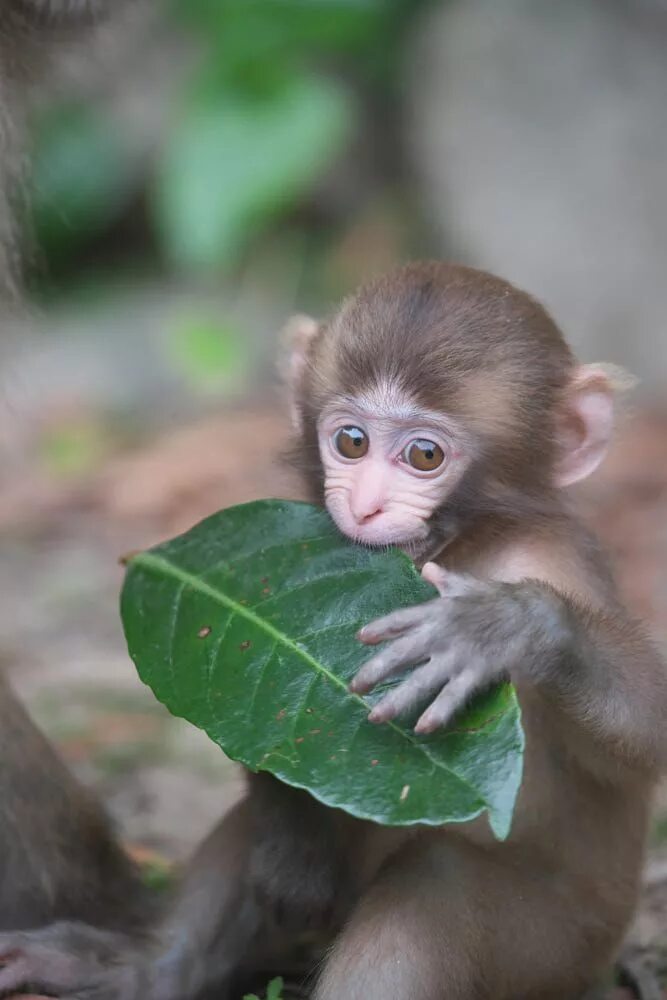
[[424, 449, 433, 459], [343, 427, 364, 444]]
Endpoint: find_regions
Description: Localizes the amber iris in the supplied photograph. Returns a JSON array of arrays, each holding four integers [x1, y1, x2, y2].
[[334, 426, 369, 459], [404, 439, 444, 471]]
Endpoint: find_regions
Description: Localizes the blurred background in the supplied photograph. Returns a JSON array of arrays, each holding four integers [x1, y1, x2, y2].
[[1, 0, 667, 980]]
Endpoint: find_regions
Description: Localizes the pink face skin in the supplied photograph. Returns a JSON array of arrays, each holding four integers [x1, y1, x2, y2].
[[317, 383, 469, 550]]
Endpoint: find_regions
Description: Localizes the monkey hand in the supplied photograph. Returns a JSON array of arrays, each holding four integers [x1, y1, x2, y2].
[[0, 923, 154, 1000], [350, 563, 570, 734]]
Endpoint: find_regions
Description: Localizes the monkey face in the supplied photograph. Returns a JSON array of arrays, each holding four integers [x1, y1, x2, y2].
[[316, 381, 471, 551]]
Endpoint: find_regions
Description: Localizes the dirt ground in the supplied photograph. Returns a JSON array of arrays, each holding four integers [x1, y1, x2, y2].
[[1, 395, 666, 998]]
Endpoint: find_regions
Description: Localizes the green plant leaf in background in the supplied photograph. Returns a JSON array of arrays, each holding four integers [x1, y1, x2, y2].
[[29, 104, 137, 259], [167, 314, 251, 394], [243, 976, 285, 1000], [152, 74, 354, 271], [121, 500, 524, 838], [173, 0, 383, 74]]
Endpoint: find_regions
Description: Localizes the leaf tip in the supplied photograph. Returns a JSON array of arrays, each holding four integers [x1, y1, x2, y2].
[[118, 549, 142, 567]]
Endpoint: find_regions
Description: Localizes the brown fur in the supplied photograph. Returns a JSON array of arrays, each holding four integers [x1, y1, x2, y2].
[[290, 262, 578, 543], [289, 262, 666, 999], [0, 671, 148, 932]]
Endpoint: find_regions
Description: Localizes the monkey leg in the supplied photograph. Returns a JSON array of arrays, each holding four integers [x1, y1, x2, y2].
[[0, 675, 147, 932], [312, 835, 616, 1000]]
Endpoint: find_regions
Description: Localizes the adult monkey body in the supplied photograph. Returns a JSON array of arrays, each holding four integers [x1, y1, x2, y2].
[[1, 261, 665, 1000], [0, 0, 150, 942]]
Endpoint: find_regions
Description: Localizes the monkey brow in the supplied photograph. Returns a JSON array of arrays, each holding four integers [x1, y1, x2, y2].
[[326, 394, 450, 429]]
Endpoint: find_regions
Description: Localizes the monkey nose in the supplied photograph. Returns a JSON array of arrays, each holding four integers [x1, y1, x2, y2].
[[354, 506, 383, 526]]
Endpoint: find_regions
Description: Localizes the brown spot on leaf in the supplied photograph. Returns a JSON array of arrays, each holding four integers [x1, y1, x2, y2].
[[239, 640, 252, 651], [371, 759, 379, 766], [262, 587, 271, 596], [276, 709, 286, 721], [260, 576, 269, 584], [295, 737, 305, 744], [198, 626, 212, 639], [309, 729, 321, 735]]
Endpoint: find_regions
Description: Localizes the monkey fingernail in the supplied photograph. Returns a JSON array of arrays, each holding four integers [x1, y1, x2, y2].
[[414, 717, 436, 734]]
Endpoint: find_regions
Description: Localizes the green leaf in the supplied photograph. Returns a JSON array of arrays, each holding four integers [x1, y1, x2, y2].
[[152, 74, 353, 271], [243, 976, 285, 1000], [28, 104, 136, 257], [166, 315, 250, 394], [121, 500, 524, 838], [172, 0, 381, 60]]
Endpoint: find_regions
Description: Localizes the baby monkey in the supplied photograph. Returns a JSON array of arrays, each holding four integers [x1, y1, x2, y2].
[[1, 261, 666, 1000]]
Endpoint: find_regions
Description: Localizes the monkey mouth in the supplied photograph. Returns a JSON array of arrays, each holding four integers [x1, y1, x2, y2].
[[332, 514, 430, 552]]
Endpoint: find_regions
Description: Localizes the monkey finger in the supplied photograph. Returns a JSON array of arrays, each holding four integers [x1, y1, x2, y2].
[[357, 603, 435, 645], [367, 658, 453, 724], [350, 636, 430, 694], [421, 562, 452, 595], [414, 666, 483, 735]]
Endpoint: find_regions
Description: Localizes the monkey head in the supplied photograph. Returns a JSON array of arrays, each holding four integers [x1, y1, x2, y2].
[[286, 262, 623, 558]]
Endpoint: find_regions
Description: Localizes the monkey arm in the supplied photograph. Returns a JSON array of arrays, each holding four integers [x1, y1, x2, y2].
[[535, 596, 667, 770], [351, 564, 667, 770]]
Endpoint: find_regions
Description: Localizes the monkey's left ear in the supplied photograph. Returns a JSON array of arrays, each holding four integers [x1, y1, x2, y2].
[[554, 363, 633, 487], [278, 314, 320, 429]]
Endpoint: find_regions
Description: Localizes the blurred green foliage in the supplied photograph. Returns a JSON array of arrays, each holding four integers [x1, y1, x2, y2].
[[31, 105, 136, 259], [167, 313, 250, 393], [243, 977, 285, 1000], [154, 74, 351, 270], [27, 0, 429, 279]]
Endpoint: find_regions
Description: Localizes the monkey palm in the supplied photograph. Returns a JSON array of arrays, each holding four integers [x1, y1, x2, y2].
[[1, 262, 665, 1000]]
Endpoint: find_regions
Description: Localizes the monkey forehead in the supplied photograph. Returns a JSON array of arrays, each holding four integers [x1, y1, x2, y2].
[[318, 382, 462, 436], [317, 261, 575, 401], [312, 362, 515, 446]]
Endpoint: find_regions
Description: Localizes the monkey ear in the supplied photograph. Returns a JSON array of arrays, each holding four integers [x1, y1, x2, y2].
[[279, 314, 320, 429], [554, 363, 633, 487]]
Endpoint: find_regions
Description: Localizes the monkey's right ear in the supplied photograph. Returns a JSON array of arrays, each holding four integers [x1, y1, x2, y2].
[[279, 314, 320, 429]]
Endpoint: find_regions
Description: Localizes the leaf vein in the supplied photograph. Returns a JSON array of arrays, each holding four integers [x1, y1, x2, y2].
[[131, 551, 490, 805]]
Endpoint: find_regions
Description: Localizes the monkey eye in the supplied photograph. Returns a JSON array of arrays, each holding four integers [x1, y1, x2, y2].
[[403, 439, 445, 472], [333, 426, 369, 460]]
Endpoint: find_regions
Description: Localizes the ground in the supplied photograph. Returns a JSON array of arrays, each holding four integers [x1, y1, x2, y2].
[[1, 395, 666, 999]]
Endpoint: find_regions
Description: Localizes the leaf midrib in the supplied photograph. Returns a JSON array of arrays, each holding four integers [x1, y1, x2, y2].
[[130, 550, 487, 808]]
